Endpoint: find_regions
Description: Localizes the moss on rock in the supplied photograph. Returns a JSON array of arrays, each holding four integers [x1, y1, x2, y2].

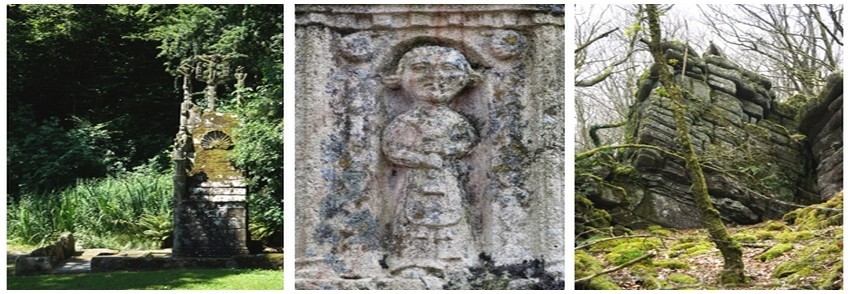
[[653, 259, 690, 270], [647, 225, 673, 237], [575, 250, 621, 290], [775, 231, 815, 243], [784, 192, 843, 230], [669, 240, 714, 258], [753, 230, 776, 240], [667, 273, 698, 285], [631, 264, 664, 289], [731, 233, 758, 244], [756, 243, 794, 262], [603, 238, 662, 265]]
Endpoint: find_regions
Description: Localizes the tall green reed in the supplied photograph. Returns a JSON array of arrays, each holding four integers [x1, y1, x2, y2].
[[7, 170, 172, 249]]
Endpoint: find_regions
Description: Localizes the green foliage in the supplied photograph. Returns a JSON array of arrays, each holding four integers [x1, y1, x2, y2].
[[7, 109, 126, 196], [138, 213, 173, 243], [230, 88, 283, 246], [7, 4, 177, 196], [140, 4, 283, 80], [7, 167, 171, 249], [624, 22, 643, 38]]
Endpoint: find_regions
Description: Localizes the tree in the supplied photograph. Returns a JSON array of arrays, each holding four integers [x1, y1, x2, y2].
[[7, 4, 176, 195], [574, 5, 647, 151], [645, 4, 746, 285], [699, 4, 843, 98]]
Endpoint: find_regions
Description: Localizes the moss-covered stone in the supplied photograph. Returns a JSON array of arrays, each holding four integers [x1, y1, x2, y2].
[[575, 250, 620, 290], [647, 225, 673, 237], [731, 233, 758, 244], [756, 243, 794, 262], [667, 273, 698, 284], [772, 241, 841, 282], [631, 264, 664, 289], [753, 230, 776, 240], [763, 220, 788, 231], [775, 231, 815, 243], [653, 259, 690, 269], [784, 192, 843, 230], [669, 240, 714, 258], [603, 238, 662, 265]]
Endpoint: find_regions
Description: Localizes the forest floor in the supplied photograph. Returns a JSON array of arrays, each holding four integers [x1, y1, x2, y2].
[[576, 193, 843, 290]]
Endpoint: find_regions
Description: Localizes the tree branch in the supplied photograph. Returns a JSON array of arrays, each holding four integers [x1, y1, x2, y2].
[[576, 27, 619, 54]]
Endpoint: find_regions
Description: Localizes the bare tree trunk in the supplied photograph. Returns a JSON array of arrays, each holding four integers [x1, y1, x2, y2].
[[645, 4, 747, 285]]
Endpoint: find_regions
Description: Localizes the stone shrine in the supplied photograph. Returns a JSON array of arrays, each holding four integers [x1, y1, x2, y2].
[[172, 56, 249, 258], [295, 4, 565, 289]]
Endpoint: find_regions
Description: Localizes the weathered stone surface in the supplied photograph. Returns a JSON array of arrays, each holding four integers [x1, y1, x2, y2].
[[589, 43, 837, 230], [296, 4, 563, 289], [172, 65, 249, 258], [799, 73, 843, 200], [14, 257, 53, 275], [15, 232, 76, 275]]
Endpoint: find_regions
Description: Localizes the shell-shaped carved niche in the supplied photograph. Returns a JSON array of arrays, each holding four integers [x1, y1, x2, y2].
[[200, 130, 233, 150]]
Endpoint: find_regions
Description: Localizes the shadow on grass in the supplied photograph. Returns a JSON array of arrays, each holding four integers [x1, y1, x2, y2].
[[7, 268, 283, 290]]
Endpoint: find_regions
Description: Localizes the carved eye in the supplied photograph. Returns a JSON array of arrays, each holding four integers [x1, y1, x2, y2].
[[410, 63, 429, 72], [441, 63, 461, 72], [201, 130, 233, 150]]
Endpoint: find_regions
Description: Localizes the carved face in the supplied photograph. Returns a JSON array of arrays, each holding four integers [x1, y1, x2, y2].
[[398, 46, 472, 104]]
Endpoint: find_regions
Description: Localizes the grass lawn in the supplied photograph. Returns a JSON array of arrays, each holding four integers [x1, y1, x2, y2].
[[7, 268, 283, 290]]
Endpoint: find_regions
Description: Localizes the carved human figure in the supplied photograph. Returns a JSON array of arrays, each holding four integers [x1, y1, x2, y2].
[[381, 46, 479, 278]]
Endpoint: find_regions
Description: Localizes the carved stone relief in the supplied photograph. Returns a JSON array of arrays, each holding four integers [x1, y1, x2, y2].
[[381, 46, 479, 278], [296, 5, 564, 290]]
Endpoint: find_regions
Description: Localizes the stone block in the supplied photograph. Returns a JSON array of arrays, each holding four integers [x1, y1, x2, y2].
[[740, 99, 764, 120], [707, 75, 736, 95], [15, 257, 53, 275]]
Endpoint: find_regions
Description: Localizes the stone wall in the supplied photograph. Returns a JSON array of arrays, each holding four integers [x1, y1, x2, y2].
[[585, 43, 825, 229], [15, 232, 75, 275], [799, 72, 843, 200], [172, 77, 249, 258], [295, 4, 564, 290]]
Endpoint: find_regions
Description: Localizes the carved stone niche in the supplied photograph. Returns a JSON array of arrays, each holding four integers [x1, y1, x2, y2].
[[295, 4, 564, 290], [173, 112, 248, 258]]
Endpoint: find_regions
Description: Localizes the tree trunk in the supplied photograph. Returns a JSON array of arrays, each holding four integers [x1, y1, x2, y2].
[[644, 4, 747, 285]]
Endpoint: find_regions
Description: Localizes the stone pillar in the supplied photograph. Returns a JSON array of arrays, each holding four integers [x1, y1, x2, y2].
[[295, 4, 564, 289], [173, 111, 249, 257]]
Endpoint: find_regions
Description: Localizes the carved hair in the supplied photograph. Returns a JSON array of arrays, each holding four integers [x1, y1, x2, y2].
[[383, 46, 481, 89]]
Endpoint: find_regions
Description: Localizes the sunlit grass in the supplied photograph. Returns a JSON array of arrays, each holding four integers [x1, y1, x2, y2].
[[7, 269, 284, 290]]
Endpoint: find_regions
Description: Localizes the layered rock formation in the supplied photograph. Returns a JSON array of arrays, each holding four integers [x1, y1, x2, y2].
[[580, 42, 842, 230], [799, 73, 843, 200]]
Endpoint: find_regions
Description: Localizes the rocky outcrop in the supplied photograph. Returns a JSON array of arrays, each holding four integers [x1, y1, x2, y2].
[[581, 43, 842, 230], [798, 72, 843, 200], [15, 232, 76, 275]]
